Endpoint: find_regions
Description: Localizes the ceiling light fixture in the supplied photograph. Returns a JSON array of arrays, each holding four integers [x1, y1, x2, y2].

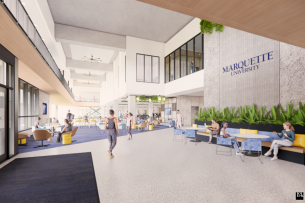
[[149, 98, 151, 102], [82, 71, 96, 77], [158, 96, 161, 101], [82, 54, 102, 63]]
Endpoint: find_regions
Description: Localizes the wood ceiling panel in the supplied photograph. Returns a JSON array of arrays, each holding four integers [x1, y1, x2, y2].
[[138, 0, 305, 49]]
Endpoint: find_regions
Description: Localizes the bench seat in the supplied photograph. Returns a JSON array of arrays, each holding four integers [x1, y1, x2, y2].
[[196, 131, 305, 153]]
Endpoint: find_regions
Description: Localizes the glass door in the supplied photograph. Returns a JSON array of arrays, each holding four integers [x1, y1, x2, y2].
[[0, 86, 7, 163]]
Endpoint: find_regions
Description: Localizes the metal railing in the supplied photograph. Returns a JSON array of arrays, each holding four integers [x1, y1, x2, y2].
[[1, 0, 74, 99]]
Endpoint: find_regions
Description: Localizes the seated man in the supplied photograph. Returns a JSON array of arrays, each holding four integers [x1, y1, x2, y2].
[[52, 117, 59, 124], [207, 119, 219, 144], [138, 117, 145, 124]]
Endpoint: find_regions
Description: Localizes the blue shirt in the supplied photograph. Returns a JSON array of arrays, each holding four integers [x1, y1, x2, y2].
[[138, 119, 145, 124]]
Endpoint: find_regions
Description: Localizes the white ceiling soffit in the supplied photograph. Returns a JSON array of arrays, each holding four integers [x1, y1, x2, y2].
[[66, 58, 113, 72], [47, 0, 194, 43], [69, 44, 114, 63], [55, 24, 126, 51], [70, 71, 105, 82]]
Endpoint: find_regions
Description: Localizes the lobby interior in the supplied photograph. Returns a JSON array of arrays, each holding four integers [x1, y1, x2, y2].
[[1, 0, 305, 202]]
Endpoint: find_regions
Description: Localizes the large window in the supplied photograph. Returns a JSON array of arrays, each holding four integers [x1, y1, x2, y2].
[[18, 80, 39, 131], [136, 54, 159, 83], [165, 33, 204, 83]]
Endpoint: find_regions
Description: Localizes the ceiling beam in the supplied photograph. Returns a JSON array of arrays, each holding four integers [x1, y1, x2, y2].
[[73, 80, 101, 88], [66, 58, 113, 72], [71, 70, 105, 81], [55, 23, 126, 52]]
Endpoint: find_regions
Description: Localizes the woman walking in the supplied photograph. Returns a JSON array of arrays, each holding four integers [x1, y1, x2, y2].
[[124, 113, 133, 140], [264, 122, 295, 161], [105, 109, 119, 159]]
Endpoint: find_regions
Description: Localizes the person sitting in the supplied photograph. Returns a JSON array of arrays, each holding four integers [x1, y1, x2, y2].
[[158, 116, 162, 122], [35, 117, 42, 128], [136, 116, 140, 124], [207, 119, 219, 144], [220, 122, 242, 155], [52, 117, 59, 124], [138, 117, 145, 125], [84, 114, 89, 125], [56, 119, 72, 143], [264, 122, 295, 161]]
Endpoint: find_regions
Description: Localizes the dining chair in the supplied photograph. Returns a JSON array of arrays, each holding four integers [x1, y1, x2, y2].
[[173, 127, 185, 142], [241, 138, 263, 163]]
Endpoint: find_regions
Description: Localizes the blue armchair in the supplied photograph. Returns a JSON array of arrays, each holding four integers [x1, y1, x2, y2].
[[216, 135, 232, 156], [185, 129, 196, 144], [118, 123, 126, 134], [173, 127, 185, 142], [241, 138, 263, 163]]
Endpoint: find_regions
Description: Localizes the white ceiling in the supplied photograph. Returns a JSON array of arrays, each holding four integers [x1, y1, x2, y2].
[[183, 90, 204, 97], [47, 0, 194, 43], [74, 69, 104, 75], [70, 44, 115, 63]]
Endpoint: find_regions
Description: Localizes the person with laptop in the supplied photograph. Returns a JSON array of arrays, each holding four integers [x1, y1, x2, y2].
[[207, 119, 219, 144]]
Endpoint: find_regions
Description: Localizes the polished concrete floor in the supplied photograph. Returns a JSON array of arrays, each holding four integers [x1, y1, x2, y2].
[[1, 128, 305, 203]]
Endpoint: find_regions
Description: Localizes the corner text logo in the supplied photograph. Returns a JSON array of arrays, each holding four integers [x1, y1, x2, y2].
[[296, 192, 304, 200], [222, 51, 274, 76]]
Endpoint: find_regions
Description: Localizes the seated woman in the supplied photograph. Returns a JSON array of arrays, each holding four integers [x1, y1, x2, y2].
[[56, 119, 72, 143], [220, 122, 242, 155], [264, 122, 295, 161], [84, 114, 89, 125]]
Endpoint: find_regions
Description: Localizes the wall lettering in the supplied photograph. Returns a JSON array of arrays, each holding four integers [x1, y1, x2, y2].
[[222, 51, 274, 76]]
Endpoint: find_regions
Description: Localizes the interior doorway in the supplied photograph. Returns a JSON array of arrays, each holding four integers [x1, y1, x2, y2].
[[191, 106, 199, 125]]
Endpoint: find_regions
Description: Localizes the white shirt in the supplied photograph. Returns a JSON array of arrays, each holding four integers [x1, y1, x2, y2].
[[176, 114, 183, 123]]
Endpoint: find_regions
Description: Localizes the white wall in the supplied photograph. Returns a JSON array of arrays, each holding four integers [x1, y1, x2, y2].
[[164, 70, 204, 97], [165, 18, 201, 56], [100, 52, 126, 106], [125, 36, 165, 95]]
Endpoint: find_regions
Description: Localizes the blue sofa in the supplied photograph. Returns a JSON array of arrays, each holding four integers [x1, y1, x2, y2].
[[160, 120, 175, 127]]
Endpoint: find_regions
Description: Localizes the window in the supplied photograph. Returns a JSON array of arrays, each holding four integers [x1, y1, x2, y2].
[[18, 80, 39, 131], [175, 49, 180, 79], [195, 34, 203, 71], [136, 54, 160, 83], [170, 54, 174, 81], [165, 56, 169, 83], [187, 39, 194, 74], [165, 33, 204, 83]]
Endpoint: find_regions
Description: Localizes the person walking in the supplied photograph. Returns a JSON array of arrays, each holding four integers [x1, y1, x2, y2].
[[66, 110, 74, 124], [176, 110, 184, 128], [105, 109, 119, 159], [124, 113, 133, 140]]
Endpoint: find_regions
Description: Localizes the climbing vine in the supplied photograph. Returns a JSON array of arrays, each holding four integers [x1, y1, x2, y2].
[[200, 20, 224, 34]]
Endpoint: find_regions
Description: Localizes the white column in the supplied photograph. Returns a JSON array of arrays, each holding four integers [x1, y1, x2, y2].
[[100, 105, 105, 118], [113, 101, 119, 117], [128, 96, 137, 122], [148, 101, 153, 118]]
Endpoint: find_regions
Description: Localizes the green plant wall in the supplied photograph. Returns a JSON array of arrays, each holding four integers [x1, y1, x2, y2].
[[195, 102, 305, 126], [200, 20, 224, 34]]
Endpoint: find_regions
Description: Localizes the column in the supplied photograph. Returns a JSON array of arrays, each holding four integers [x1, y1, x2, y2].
[[113, 101, 119, 117], [128, 96, 137, 122], [148, 101, 153, 118], [100, 105, 105, 118]]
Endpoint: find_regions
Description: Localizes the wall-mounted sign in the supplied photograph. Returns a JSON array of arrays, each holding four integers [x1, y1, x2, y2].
[[222, 51, 274, 76]]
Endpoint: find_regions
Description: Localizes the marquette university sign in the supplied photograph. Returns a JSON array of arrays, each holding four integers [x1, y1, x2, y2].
[[223, 51, 274, 76]]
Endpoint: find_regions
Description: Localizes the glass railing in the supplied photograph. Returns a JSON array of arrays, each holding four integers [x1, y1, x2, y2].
[[1, 0, 74, 99]]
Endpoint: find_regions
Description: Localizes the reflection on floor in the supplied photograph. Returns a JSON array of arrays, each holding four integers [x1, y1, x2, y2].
[[18, 125, 169, 154], [0, 153, 99, 203], [3, 128, 305, 202]]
